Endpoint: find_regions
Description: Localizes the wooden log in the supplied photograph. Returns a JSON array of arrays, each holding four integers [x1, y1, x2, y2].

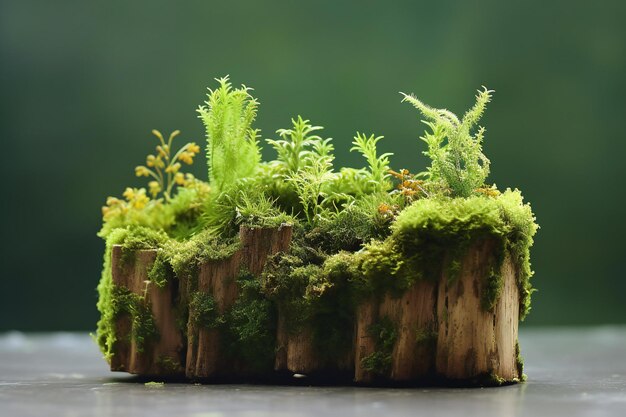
[[354, 299, 378, 382], [109, 246, 184, 376], [389, 280, 437, 381], [107, 228, 521, 385], [186, 224, 293, 379], [186, 253, 243, 378], [435, 239, 520, 382], [354, 280, 437, 383]]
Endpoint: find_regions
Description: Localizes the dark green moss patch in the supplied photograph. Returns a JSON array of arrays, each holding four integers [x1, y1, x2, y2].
[[224, 270, 277, 372], [110, 285, 157, 353], [361, 317, 398, 376], [188, 291, 222, 329]]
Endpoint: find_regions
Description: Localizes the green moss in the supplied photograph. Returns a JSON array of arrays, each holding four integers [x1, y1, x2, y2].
[[148, 251, 170, 288], [95, 226, 166, 360], [188, 291, 222, 329], [163, 229, 241, 285], [361, 317, 398, 375], [515, 340, 526, 381], [110, 285, 157, 353], [156, 355, 182, 373], [224, 269, 276, 372], [392, 190, 537, 314], [415, 326, 438, 346]]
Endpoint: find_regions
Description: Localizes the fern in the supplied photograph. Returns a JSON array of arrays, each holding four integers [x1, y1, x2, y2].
[[400, 87, 494, 197], [350, 132, 393, 193], [286, 128, 336, 225], [197, 76, 261, 194], [266, 116, 324, 174]]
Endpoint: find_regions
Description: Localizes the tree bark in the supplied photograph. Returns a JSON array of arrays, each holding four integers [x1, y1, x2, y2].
[[110, 247, 184, 376], [435, 239, 520, 382], [186, 224, 293, 379]]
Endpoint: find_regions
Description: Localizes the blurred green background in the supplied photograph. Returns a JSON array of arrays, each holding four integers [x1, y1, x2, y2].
[[1, 0, 624, 331]]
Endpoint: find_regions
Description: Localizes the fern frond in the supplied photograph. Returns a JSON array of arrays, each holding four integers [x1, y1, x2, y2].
[[197, 76, 261, 194], [461, 86, 493, 132], [400, 92, 456, 131], [402, 87, 494, 197], [350, 132, 393, 192]]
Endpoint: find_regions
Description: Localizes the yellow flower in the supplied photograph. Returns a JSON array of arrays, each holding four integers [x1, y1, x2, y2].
[[135, 166, 150, 177], [106, 196, 121, 206], [146, 155, 156, 167], [165, 162, 181, 173], [148, 181, 162, 198], [154, 156, 165, 169], [123, 187, 135, 201], [178, 152, 194, 165], [174, 172, 186, 185], [132, 188, 150, 210], [156, 145, 167, 158], [187, 143, 200, 154], [152, 129, 164, 142]]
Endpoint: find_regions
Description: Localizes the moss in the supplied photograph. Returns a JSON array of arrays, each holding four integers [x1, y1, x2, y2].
[[95, 226, 166, 360], [351, 238, 417, 297], [110, 285, 157, 353], [360, 317, 398, 375], [392, 190, 537, 314], [163, 229, 241, 286], [415, 326, 438, 346], [156, 355, 182, 373], [188, 291, 222, 329], [148, 251, 171, 288], [224, 269, 277, 372], [515, 340, 526, 381]]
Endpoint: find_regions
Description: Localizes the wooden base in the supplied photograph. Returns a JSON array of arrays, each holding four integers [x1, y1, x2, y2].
[[108, 227, 521, 385]]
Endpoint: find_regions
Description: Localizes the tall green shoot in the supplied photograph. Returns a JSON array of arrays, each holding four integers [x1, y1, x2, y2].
[[400, 87, 494, 197], [197, 76, 261, 194]]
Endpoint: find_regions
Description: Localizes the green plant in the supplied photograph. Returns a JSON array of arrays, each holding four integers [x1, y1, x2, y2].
[[286, 126, 336, 225], [350, 133, 393, 193], [266, 116, 324, 174], [197, 76, 261, 194], [401, 87, 494, 197]]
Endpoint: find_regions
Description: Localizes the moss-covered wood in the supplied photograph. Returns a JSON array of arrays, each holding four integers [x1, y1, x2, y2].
[[105, 224, 525, 385], [109, 247, 184, 376]]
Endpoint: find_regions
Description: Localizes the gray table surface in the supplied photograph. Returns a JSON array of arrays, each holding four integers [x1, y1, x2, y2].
[[1, 327, 625, 417]]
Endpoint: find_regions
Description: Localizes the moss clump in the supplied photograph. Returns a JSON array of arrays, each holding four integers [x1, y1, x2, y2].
[[96, 226, 167, 360], [415, 326, 438, 346], [361, 317, 398, 375], [156, 355, 182, 372], [188, 291, 222, 330], [110, 286, 157, 353], [163, 229, 241, 286], [392, 190, 537, 315], [515, 340, 526, 381], [224, 270, 276, 372]]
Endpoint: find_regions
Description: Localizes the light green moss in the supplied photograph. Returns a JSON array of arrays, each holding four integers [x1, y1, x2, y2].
[[392, 190, 537, 315]]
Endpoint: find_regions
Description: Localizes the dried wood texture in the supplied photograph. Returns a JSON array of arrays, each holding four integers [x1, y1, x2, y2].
[[354, 280, 437, 383], [435, 239, 520, 381], [186, 225, 293, 379], [110, 247, 184, 376], [108, 232, 521, 385]]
